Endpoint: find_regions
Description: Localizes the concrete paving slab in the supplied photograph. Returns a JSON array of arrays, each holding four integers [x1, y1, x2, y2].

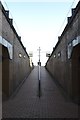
[[2, 66, 79, 118]]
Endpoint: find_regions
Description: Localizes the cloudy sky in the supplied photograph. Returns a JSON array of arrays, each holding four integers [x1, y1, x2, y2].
[[1, 0, 78, 65]]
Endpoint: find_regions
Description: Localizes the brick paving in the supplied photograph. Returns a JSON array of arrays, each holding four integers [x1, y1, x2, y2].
[[2, 66, 79, 118]]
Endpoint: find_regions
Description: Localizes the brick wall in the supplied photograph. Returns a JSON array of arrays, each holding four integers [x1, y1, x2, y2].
[[0, 2, 33, 96], [46, 1, 80, 102]]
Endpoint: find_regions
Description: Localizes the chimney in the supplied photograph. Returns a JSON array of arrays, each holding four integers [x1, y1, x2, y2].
[[19, 36, 21, 40], [67, 17, 71, 23], [9, 18, 13, 25], [58, 36, 61, 41], [72, 8, 76, 15], [5, 10, 9, 18], [25, 47, 26, 51]]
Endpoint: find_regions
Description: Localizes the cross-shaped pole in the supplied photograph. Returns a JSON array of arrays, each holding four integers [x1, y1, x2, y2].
[[37, 47, 41, 64]]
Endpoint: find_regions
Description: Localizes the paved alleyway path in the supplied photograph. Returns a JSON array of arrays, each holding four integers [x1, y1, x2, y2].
[[3, 66, 78, 118]]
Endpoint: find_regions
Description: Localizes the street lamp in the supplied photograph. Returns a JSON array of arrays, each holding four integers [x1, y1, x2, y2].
[[37, 47, 41, 98], [37, 47, 41, 66]]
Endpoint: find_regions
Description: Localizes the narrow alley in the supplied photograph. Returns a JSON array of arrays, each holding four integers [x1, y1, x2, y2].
[[2, 66, 78, 118]]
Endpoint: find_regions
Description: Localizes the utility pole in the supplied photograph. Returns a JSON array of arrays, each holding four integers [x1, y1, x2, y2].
[[37, 47, 41, 98], [38, 47, 41, 65], [37, 47, 41, 65]]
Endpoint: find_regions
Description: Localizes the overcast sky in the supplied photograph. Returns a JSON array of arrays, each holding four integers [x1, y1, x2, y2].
[[1, 0, 78, 65]]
